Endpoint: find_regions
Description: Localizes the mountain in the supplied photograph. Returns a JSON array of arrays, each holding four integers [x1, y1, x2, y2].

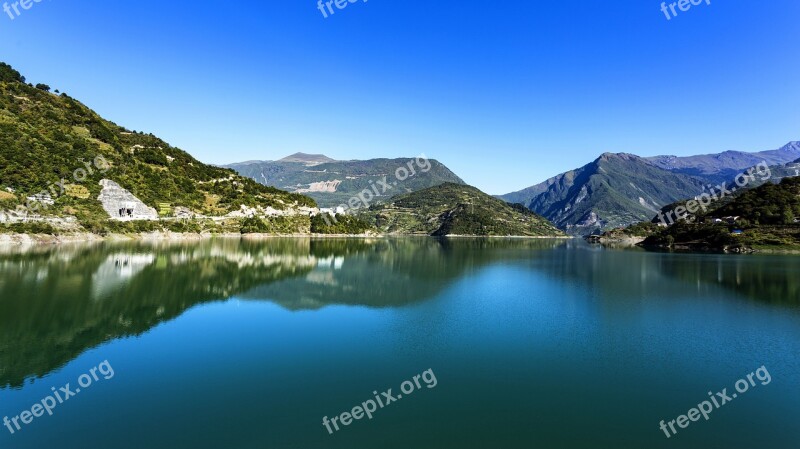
[[278, 152, 337, 165], [645, 141, 800, 184], [224, 156, 465, 208], [0, 62, 315, 231], [502, 153, 707, 234], [501, 143, 800, 235], [363, 182, 564, 236], [498, 182, 550, 206]]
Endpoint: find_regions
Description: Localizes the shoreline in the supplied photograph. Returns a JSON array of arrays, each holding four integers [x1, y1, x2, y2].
[[0, 231, 572, 247]]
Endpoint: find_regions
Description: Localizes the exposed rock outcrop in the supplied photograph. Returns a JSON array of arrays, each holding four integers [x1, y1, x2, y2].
[[97, 179, 158, 220]]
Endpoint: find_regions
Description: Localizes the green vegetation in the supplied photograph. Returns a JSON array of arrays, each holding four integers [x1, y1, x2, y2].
[[363, 183, 563, 236], [712, 177, 800, 225], [310, 213, 374, 234], [615, 221, 661, 237], [641, 177, 800, 251], [239, 215, 311, 234], [0, 62, 315, 234], [595, 221, 661, 241], [0, 221, 56, 235], [0, 62, 24, 83], [641, 222, 743, 251]]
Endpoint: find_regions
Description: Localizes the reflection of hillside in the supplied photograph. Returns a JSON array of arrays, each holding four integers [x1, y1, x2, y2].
[[658, 255, 800, 307], [0, 239, 315, 388], [529, 241, 800, 307], [244, 238, 568, 310], [0, 237, 570, 388], [4, 236, 790, 391]]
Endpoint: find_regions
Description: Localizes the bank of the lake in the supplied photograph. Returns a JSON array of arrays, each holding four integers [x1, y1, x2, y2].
[[0, 230, 572, 247]]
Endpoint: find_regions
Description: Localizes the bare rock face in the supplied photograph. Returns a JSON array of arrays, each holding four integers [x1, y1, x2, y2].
[[97, 179, 158, 220]]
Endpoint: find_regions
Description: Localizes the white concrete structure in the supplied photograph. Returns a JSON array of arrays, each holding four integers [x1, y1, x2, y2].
[[97, 179, 158, 220]]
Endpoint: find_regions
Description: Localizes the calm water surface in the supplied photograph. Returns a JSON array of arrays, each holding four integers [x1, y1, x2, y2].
[[0, 238, 798, 448]]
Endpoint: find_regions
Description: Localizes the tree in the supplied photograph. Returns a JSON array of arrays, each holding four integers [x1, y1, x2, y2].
[[783, 208, 795, 225], [35, 83, 51, 92], [0, 62, 24, 83]]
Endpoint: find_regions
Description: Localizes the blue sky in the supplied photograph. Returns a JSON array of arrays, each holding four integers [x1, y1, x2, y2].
[[1, 0, 799, 194]]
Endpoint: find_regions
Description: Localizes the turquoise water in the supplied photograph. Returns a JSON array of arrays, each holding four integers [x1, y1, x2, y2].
[[0, 238, 798, 448]]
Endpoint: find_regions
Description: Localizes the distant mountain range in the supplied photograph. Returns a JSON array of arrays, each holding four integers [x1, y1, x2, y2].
[[645, 142, 800, 184], [277, 152, 337, 165], [224, 155, 465, 208], [501, 142, 800, 235]]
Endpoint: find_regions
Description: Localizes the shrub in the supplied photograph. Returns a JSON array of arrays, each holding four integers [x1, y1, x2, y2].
[[240, 216, 269, 234], [311, 213, 373, 234]]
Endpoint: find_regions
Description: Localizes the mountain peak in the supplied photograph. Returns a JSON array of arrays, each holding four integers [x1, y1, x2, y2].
[[278, 153, 336, 165], [597, 152, 641, 162], [780, 141, 800, 153]]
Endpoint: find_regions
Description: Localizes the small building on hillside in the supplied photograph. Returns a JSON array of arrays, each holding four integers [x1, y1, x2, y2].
[[26, 192, 55, 206], [722, 216, 741, 224]]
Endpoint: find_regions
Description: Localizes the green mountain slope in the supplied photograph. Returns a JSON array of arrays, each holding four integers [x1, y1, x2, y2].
[[641, 177, 800, 251], [0, 62, 314, 228], [362, 183, 564, 236], [647, 159, 800, 226], [711, 176, 800, 224], [225, 156, 465, 208], [503, 153, 707, 235]]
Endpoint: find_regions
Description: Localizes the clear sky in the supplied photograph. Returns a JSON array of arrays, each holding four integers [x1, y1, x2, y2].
[[1, 0, 799, 194]]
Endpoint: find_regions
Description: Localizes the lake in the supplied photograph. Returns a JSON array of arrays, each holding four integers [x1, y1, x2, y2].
[[0, 237, 798, 448]]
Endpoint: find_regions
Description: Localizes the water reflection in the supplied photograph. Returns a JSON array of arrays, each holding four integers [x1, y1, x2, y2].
[[533, 242, 800, 307], [0, 237, 564, 388], [245, 238, 567, 309], [0, 238, 317, 388], [1, 237, 797, 389]]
